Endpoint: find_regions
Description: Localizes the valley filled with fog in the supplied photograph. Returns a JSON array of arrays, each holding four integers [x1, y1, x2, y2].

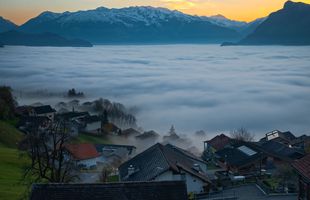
[[0, 44, 309, 139]]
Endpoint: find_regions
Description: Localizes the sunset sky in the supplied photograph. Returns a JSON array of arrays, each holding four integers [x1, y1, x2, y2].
[[1, 0, 310, 25]]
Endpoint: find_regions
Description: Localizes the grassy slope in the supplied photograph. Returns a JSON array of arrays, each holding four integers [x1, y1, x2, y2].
[[0, 121, 28, 200], [0, 145, 29, 200], [0, 121, 23, 148]]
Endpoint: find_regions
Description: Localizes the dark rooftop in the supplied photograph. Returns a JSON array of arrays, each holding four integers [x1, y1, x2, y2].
[[32, 105, 56, 114], [258, 140, 304, 161], [135, 130, 159, 140], [56, 111, 89, 120], [292, 154, 310, 182], [95, 144, 136, 154], [205, 134, 232, 151], [215, 143, 263, 168], [119, 143, 210, 183], [30, 181, 188, 200], [122, 128, 141, 137], [82, 115, 101, 123]]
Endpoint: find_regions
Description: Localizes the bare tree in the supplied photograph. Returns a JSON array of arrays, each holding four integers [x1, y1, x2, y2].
[[230, 128, 254, 142], [100, 165, 113, 183], [23, 119, 77, 183], [274, 164, 298, 192]]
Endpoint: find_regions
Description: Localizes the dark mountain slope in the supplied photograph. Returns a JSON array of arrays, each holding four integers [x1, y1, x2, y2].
[[239, 1, 310, 45], [0, 30, 92, 47]]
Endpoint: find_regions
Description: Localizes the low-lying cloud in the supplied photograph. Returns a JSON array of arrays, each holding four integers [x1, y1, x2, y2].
[[0, 44, 310, 139]]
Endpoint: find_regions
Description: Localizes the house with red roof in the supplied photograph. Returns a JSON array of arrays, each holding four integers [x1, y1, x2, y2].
[[292, 154, 310, 200], [65, 143, 102, 169], [203, 134, 232, 161]]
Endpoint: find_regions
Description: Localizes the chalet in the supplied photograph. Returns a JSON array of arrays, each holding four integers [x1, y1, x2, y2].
[[292, 154, 310, 200], [257, 140, 305, 169], [17, 116, 50, 133], [65, 143, 102, 169], [95, 144, 136, 163], [56, 111, 89, 121], [30, 181, 188, 200], [102, 122, 121, 135], [15, 105, 32, 116], [135, 130, 160, 140], [121, 128, 141, 137], [56, 111, 90, 136], [215, 143, 266, 175], [260, 130, 296, 146], [29, 105, 56, 121], [203, 134, 232, 161], [119, 143, 211, 194], [81, 115, 102, 133]]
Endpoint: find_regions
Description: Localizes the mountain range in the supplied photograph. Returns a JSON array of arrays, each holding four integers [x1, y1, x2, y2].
[[17, 7, 243, 44], [0, 1, 309, 46]]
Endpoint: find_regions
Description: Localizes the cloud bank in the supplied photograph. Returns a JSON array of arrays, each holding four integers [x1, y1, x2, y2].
[[0, 44, 309, 139]]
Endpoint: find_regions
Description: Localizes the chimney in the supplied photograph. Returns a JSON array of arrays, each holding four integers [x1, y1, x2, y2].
[[193, 163, 200, 172], [128, 165, 135, 176]]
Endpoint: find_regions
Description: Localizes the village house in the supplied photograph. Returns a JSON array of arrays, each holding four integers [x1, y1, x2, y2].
[[102, 122, 121, 135], [65, 143, 102, 169], [257, 139, 305, 170], [292, 154, 310, 200], [29, 105, 56, 121], [203, 134, 233, 161], [17, 116, 50, 133], [80, 115, 102, 134], [121, 128, 141, 137], [214, 142, 266, 175], [56, 111, 90, 136], [30, 181, 188, 200], [95, 144, 136, 166], [119, 143, 211, 194], [259, 130, 308, 149]]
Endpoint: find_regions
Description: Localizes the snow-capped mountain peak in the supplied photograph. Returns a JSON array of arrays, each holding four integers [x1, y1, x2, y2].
[[35, 6, 197, 26]]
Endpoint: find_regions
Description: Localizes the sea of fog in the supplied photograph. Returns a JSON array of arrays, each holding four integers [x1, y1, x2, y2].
[[0, 44, 310, 139]]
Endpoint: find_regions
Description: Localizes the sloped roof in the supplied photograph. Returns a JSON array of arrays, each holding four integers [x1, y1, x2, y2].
[[165, 143, 206, 164], [215, 144, 262, 168], [32, 105, 56, 114], [205, 134, 232, 151], [135, 130, 159, 140], [121, 128, 141, 137], [65, 143, 100, 160], [30, 181, 188, 200], [292, 154, 310, 182], [258, 140, 304, 161], [280, 131, 296, 141], [119, 143, 210, 183], [82, 115, 101, 123], [95, 144, 136, 154], [56, 111, 89, 120]]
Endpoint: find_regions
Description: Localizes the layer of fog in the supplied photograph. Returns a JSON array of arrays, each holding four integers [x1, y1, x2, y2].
[[1, 44, 310, 140]]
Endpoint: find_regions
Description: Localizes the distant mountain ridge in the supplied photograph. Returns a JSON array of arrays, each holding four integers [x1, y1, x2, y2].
[[0, 16, 17, 33], [238, 1, 310, 45], [0, 30, 92, 47], [18, 6, 242, 44]]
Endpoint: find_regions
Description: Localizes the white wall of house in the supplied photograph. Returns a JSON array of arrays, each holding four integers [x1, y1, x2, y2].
[[154, 170, 206, 194], [85, 121, 101, 132], [183, 171, 206, 194], [76, 156, 103, 168], [30, 112, 55, 121]]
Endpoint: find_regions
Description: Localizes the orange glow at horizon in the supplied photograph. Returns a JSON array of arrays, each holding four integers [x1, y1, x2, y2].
[[1, 0, 310, 25]]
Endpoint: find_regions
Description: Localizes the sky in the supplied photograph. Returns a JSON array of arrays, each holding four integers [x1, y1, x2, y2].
[[0, 0, 310, 25]]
